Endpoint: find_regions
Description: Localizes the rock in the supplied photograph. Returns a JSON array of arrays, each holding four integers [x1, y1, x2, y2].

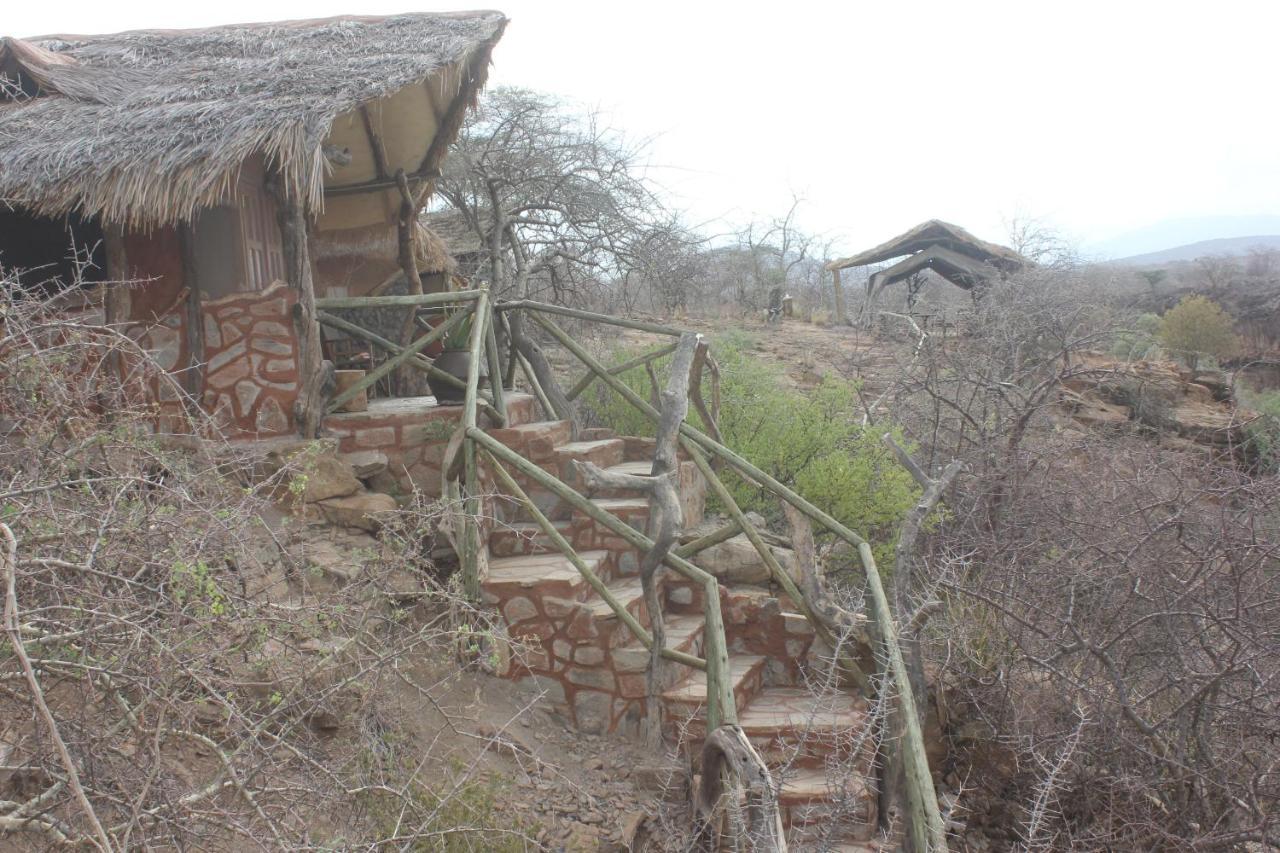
[[341, 449, 388, 480], [693, 533, 798, 585], [1061, 353, 1258, 450], [296, 454, 363, 503], [315, 490, 397, 531]]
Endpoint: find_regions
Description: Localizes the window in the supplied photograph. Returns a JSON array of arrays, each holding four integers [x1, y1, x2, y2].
[[239, 185, 285, 290]]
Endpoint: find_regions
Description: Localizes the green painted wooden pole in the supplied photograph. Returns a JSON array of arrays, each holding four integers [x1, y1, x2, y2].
[[482, 449, 705, 670], [315, 289, 483, 309], [566, 342, 679, 402], [483, 304, 507, 425], [468, 428, 735, 727], [326, 309, 467, 413], [497, 299, 686, 337]]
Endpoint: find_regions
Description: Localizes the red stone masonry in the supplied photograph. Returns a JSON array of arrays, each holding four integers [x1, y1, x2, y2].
[[199, 281, 299, 437]]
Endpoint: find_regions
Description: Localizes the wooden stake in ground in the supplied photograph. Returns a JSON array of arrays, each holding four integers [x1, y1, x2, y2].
[[695, 726, 787, 852]]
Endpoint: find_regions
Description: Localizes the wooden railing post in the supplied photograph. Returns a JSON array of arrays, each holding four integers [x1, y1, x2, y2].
[[458, 292, 489, 600]]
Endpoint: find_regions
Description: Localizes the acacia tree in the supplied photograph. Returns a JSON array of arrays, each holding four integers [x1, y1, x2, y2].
[[1158, 294, 1239, 370], [736, 197, 821, 311], [435, 87, 674, 304]]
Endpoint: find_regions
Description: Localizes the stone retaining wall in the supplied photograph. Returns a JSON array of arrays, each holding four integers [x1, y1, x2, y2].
[[199, 281, 299, 437]]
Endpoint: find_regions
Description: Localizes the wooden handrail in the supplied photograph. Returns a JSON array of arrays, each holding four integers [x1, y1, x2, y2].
[[515, 307, 948, 851], [315, 290, 483, 309], [482, 449, 705, 670]]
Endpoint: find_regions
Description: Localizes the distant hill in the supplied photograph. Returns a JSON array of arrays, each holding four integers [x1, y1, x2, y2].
[[1088, 214, 1280, 260], [1116, 235, 1280, 267]]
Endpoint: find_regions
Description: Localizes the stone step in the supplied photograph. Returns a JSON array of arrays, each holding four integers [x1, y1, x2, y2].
[[581, 575, 652, 650], [488, 520, 575, 557], [572, 496, 650, 544], [738, 687, 873, 768], [555, 438, 626, 486], [662, 654, 767, 735], [501, 393, 540, 428], [486, 419, 573, 456], [778, 766, 877, 838], [481, 550, 612, 608], [612, 613, 705, 678]]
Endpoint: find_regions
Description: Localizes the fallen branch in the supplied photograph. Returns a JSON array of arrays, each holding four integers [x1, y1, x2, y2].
[[2, 523, 114, 852]]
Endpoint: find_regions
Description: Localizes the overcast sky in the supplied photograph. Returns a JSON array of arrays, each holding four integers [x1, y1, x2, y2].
[[11, 0, 1280, 257]]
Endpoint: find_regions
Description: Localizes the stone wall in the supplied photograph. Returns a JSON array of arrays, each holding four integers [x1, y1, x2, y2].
[[199, 281, 299, 437]]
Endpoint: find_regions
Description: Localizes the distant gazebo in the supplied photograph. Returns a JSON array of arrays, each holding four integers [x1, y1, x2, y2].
[[826, 220, 1028, 324]]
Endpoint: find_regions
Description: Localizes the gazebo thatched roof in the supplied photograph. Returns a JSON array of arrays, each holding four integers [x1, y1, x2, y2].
[[0, 12, 506, 227], [825, 219, 1027, 272], [422, 208, 485, 256]]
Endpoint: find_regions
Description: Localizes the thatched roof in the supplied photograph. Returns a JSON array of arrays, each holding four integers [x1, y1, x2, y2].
[[312, 221, 456, 275], [0, 12, 506, 227], [868, 244, 997, 291], [422, 208, 485, 256], [826, 219, 1027, 272]]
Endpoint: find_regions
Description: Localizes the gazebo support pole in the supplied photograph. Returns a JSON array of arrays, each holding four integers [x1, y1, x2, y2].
[[832, 265, 848, 326]]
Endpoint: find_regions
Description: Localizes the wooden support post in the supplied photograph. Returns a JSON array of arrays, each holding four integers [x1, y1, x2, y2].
[[459, 294, 489, 601], [274, 184, 328, 438], [101, 226, 131, 385], [859, 543, 948, 853], [832, 266, 849, 327], [695, 726, 787, 852], [177, 223, 204, 401], [483, 303, 507, 424]]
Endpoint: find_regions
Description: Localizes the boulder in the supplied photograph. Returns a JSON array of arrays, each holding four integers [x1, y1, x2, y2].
[[296, 454, 363, 502], [340, 450, 389, 480], [694, 533, 798, 585], [315, 490, 398, 531]]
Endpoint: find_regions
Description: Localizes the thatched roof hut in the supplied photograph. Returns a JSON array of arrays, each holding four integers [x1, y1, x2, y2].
[[826, 220, 1030, 324], [826, 219, 1027, 281], [0, 12, 506, 439], [0, 12, 507, 227]]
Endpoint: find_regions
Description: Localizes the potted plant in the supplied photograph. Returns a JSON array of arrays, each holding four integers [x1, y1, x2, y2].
[[427, 310, 484, 403]]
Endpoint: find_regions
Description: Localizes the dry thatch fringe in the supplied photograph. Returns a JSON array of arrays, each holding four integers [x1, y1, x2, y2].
[[0, 12, 506, 227], [312, 220, 457, 275]]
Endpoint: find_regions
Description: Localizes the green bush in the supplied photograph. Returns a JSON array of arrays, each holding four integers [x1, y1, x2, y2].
[[1158, 295, 1239, 371], [1110, 313, 1162, 361], [1241, 387, 1280, 471], [581, 331, 919, 569]]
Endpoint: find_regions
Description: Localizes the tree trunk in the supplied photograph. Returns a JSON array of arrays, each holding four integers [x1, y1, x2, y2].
[[395, 169, 427, 396], [275, 189, 329, 438]]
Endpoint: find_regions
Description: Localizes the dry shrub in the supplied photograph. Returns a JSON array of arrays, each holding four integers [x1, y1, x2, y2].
[[0, 278, 533, 850], [881, 269, 1280, 849]]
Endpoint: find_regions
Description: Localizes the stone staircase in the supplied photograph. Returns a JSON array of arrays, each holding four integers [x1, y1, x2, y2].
[[478, 416, 881, 847]]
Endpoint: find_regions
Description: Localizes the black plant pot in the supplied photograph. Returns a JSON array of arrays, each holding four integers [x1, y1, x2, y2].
[[428, 350, 486, 404]]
